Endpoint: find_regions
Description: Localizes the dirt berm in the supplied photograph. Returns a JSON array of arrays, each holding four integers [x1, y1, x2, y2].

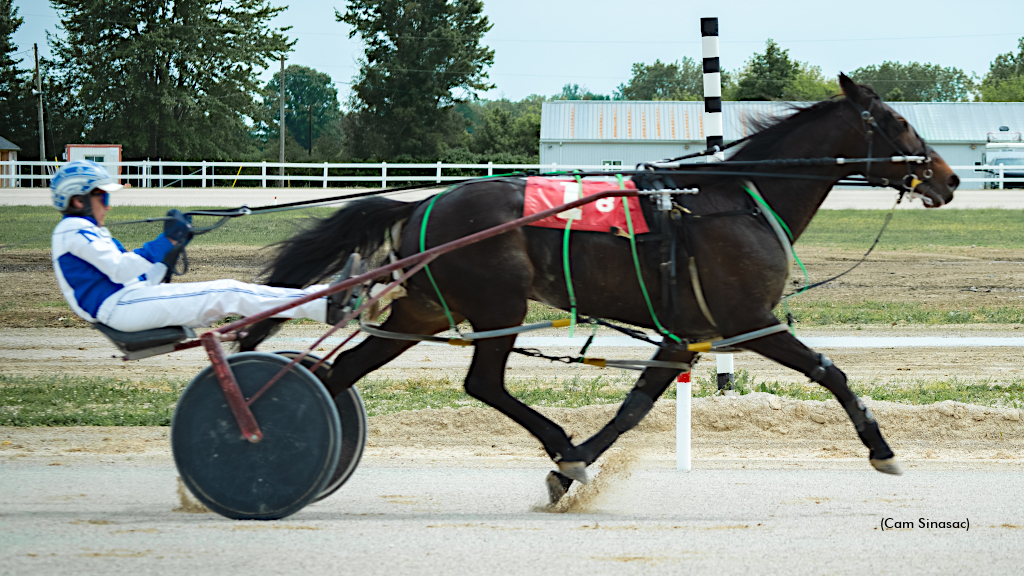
[[3, 395, 1022, 462], [370, 394, 1024, 460]]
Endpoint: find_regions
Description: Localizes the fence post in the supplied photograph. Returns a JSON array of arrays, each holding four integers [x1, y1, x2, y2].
[[999, 165, 1004, 190], [158, 161, 163, 188], [436, 161, 441, 184], [381, 162, 387, 188], [261, 161, 267, 188], [323, 162, 328, 188], [201, 160, 207, 188], [488, 161, 493, 176]]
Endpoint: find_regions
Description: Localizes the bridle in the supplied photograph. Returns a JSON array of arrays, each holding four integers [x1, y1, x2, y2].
[[846, 96, 934, 199]]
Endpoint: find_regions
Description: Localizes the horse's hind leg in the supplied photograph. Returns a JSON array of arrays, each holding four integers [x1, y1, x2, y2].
[[461, 335, 578, 476], [545, 344, 697, 503], [741, 329, 901, 474]]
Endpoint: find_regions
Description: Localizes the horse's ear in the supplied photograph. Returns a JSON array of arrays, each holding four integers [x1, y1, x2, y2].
[[838, 73, 867, 104]]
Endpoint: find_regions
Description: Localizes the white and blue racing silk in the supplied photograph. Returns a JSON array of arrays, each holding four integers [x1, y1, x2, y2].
[[51, 215, 174, 324]]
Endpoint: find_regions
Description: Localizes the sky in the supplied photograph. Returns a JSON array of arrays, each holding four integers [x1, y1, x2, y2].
[[12, 0, 1024, 104]]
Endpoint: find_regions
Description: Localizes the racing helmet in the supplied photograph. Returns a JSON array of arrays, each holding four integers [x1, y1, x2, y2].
[[50, 160, 124, 214]]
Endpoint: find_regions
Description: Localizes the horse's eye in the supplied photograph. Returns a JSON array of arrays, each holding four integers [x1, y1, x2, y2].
[[897, 117, 908, 127]]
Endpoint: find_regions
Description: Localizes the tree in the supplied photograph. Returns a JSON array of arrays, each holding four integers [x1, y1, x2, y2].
[[981, 38, 1024, 102], [262, 65, 343, 154], [849, 61, 976, 102], [0, 0, 36, 155], [338, 0, 494, 160], [616, 58, 701, 100], [734, 39, 798, 101], [783, 63, 840, 101], [469, 106, 539, 158], [48, 0, 293, 160], [555, 83, 609, 100]]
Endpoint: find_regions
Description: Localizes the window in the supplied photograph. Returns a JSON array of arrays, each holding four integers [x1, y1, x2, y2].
[[85, 155, 104, 163], [602, 160, 622, 166]]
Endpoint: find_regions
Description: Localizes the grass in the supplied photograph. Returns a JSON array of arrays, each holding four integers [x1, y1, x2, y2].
[[2, 370, 1021, 426], [4, 206, 1024, 251], [0, 205, 338, 250], [799, 209, 1024, 250], [775, 300, 1024, 326]]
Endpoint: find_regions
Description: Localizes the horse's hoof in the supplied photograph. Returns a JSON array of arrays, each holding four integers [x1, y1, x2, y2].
[[870, 457, 903, 475], [557, 460, 588, 484], [546, 471, 573, 505]]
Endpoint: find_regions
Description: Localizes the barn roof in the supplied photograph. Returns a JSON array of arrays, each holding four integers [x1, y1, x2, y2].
[[540, 101, 1024, 144], [0, 135, 21, 151]]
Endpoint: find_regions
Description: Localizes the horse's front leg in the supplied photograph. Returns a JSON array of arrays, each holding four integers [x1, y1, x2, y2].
[[546, 344, 697, 504], [741, 327, 901, 474]]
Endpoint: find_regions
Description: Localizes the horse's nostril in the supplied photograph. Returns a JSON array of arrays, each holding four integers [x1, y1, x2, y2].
[[947, 173, 960, 190]]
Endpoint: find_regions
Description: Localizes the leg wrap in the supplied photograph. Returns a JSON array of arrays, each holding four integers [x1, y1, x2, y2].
[[613, 390, 654, 433]]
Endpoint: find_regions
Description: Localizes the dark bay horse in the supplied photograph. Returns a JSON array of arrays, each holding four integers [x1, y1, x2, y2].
[[252, 75, 959, 501]]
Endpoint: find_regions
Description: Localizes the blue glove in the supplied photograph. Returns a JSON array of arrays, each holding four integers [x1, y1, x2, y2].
[[164, 209, 193, 244]]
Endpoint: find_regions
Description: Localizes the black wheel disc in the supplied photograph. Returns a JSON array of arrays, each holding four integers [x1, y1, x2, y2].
[[275, 351, 368, 502], [172, 352, 341, 520]]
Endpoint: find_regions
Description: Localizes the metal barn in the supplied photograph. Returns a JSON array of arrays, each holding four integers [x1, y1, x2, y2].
[[540, 101, 1024, 187]]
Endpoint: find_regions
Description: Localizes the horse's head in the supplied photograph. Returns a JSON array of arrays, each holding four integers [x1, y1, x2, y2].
[[839, 74, 958, 208]]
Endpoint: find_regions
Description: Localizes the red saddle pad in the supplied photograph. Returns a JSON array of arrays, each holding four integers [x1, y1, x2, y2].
[[523, 176, 650, 234]]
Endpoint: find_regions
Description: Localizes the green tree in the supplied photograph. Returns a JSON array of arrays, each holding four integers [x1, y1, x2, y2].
[[469, 106, 539, 158], [0, 0, 36, 155], [616, 58, 701, 100], [981, 38, 1024, 102], [263, 65, 343, 154], [849, 61, 976, 102], [735, 39, 798, 100], [555, 83, 609, 100], [783, 63, 840, 101], [338, 0, 494, 160], [48, 0, 293, 160]]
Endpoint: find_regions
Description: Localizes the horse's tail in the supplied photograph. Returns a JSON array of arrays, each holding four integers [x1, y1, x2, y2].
[[262, 196, 420, 288]]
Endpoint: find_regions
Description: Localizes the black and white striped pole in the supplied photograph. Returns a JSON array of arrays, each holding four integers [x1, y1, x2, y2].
[[701, 17, 724, 161], [702, 17, 734, 391]]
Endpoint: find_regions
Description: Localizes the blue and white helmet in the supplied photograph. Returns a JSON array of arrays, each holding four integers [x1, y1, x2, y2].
[[50, 160, 124, 212]]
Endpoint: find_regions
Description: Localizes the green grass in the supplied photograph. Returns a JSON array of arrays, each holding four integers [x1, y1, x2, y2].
[[775, 300, 1024, 326], [4, 206, 1024, 251], [0, 205, 338, 250], [799, 209, 1024, 249], [0, 375, 186, 426], [2, 370, 1021, 426]]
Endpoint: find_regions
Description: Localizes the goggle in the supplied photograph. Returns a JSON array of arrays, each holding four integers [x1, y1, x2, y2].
[[91, 191, 110, 207]]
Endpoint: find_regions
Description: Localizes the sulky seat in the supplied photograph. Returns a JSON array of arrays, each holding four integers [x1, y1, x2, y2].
[[93, 323, 197, 360]]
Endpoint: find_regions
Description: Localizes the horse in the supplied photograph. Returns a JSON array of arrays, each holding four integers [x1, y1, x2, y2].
[[247, 75, 959, 502]]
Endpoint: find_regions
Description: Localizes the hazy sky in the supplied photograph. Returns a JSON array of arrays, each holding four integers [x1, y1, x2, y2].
[[13, 0, 1024, 103]]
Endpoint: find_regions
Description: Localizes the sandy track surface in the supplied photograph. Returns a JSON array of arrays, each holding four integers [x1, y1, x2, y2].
[[1, 401, 1022, 575]]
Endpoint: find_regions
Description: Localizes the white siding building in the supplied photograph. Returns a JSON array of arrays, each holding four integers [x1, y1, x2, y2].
[[540, 101, 1024, 187]]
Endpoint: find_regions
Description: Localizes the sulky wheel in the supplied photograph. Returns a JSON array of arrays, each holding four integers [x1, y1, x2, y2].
[[275, 351, 368, 502], [172, 352, 341, 520]]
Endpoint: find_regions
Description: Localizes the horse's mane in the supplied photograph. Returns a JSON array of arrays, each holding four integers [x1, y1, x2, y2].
[[731, 85, 879, 161]]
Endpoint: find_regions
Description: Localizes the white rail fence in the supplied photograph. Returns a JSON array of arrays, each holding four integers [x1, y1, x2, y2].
[[1, 160, 1021, 189]]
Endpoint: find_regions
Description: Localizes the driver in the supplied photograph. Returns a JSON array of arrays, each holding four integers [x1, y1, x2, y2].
[[50, 160, 349, 333]]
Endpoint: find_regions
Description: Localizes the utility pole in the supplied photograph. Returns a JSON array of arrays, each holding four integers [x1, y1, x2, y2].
[[279, 56, 285, 187], [33, 44, 46, 163], [307, 104, 313, 157]]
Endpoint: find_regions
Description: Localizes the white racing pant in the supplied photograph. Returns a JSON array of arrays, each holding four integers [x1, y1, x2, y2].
[[103, 279, 328, 332]]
